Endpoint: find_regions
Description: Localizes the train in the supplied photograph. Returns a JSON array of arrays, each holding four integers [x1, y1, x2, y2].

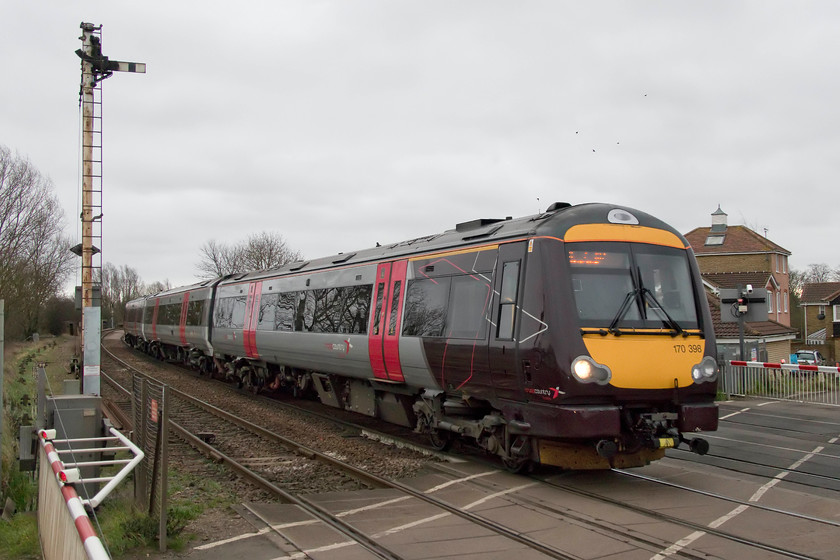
[[124, 202, 719, 471]]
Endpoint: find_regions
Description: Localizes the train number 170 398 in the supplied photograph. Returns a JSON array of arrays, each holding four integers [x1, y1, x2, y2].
[[674, 344, 703, 353]]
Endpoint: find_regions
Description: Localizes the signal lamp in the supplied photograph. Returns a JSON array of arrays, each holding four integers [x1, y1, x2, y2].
[[39, 429, 56, 441], [58, 468, 82, 484]]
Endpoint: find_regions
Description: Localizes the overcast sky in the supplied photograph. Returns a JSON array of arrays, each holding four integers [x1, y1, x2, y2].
[[4, 2, 838, 291]]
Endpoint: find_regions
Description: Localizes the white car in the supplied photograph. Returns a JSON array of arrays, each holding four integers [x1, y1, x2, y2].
[[794, 350, 826, 366]]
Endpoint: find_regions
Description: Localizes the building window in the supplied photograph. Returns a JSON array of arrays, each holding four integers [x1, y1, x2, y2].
[[767, 290, 773, 313], [834, 305, 840, 322], [704, 234, 725, 246], [776, 292, 781, 315], [784, 291, 789, 313]]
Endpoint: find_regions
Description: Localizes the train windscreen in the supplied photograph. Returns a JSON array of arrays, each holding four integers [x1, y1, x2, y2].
[[567, 242, 699, 330]]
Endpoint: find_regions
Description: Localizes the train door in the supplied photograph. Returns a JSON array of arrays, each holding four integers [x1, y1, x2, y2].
[[151, 299, 160, 340], [368, 261, 406, 382], [489, 242, 527, 401], [178, 292, 190, 346], [243, 282, 261, 359]]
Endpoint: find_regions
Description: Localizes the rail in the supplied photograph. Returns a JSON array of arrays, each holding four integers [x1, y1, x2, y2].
[[720, 360, 840, 406]]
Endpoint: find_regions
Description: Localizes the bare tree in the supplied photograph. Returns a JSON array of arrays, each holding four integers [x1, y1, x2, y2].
[[242, 231, 304, 271], [121, 264, 144, 301], [98, 263, 148, 325], [144, 279, 172, 295], [195, 239, 243, 278], [196, 232, 303, 279], [0, 145, 74, 338], [789, 269, 806, 299], [805, 263, 834, 283]]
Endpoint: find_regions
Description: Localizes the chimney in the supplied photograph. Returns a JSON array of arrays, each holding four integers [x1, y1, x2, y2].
[[710, 205, 727, 233]]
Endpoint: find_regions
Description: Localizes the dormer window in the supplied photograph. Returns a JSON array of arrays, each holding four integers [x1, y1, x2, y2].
[[704, 234, 725, 246]]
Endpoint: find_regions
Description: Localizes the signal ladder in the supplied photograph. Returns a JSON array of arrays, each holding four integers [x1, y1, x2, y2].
[[79, 24, 104, 288]]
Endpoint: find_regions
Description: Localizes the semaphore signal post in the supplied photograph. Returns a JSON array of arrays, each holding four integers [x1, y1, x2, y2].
[[75, 22, 145, 395]]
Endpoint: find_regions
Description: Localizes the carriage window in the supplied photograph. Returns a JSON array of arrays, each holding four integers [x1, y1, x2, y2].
[[158, 302, 180, 326], [568, 242, 698, 330], [186, 300, 205, 326], [341, 285, 372, 334], [497, 261, 520, 340], [230, 296, 247, 329], [213, 298, 234, 328], [214, 296, 247, 329], [388, 281, 402, 335], [372, 283, 385, 335], [448, 276, 491, 339], [312, 288, 342, 333], [298, 291, 316, 331], [258, 293, 278, 330], [275, 292, 297, 331], [402, 278, 450, 337]]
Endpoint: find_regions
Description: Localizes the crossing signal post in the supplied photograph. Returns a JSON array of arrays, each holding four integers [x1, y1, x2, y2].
[[75, 22, 145, 395], [720, 285, 767, 361]]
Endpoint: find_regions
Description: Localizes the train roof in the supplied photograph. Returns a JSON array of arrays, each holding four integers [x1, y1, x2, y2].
[[221, 202, 687, 285]]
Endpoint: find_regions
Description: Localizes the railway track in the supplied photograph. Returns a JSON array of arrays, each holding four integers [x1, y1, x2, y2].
[[101, 334, 839, 558], [100, 336, 581, 558], [538, 470, 832, 560]]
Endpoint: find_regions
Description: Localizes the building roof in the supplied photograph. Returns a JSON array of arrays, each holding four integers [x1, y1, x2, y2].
[[807, 328, 826, 343], [706, 290, 796, 339], [801, 282, 840, 304], [684, 225, 791, 256], [702, 272, 775, 291]]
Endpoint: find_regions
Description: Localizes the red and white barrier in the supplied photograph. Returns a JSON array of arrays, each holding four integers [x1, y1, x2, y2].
[[728, 360, 840, 374], [39, 430, 108, 560]]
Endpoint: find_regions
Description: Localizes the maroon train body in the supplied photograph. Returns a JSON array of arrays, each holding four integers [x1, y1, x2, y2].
[[125, 202, 719, 470]]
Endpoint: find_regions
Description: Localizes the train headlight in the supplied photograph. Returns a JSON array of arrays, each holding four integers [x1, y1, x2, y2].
[[691, 356, 718, 383], [571, 356, 612, 385], [608, 209, 639, 225]]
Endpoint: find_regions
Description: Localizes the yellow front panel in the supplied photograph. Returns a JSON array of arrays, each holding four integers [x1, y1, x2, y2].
[[564, 223, 686, 249], [582, 334, 700, 389]]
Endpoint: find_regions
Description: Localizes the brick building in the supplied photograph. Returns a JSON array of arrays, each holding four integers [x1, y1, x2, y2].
[[684, 207, 796, 361], [800, 282, 840, 364]]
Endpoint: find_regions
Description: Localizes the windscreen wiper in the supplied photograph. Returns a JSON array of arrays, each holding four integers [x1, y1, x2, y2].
[[608, 288, 641, 335], [640, 288, 686, 337]]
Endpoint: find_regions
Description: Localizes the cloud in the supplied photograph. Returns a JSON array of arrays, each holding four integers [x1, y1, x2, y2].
[[4, 2, 840, 290]]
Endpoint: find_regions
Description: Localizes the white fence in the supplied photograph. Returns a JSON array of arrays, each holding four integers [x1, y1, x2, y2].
[[720, 360, 840, 406]]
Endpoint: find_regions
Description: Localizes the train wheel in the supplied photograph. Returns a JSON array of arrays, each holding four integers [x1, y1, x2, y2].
[[502, 456, 530, 474], [429, 429, 452, 451], [249, 372, 261, 395]]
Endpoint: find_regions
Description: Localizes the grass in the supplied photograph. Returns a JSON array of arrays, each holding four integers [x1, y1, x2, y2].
[[1, 337, 72, 560], [3, 334, 246, 558], [0, 512, 40, 560], [92, 461, 238, 556]]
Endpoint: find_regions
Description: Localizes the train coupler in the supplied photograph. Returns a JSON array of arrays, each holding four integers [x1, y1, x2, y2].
[[651, 436, 679, 450], [680, 435, 710, 456]]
